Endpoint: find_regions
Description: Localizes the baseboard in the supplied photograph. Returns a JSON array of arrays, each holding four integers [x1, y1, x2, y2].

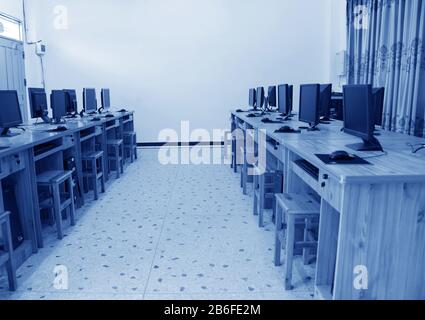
[[138, 141, 225, 147]]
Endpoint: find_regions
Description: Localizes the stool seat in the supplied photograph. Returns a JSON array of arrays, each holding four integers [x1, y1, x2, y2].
[[107, 139, 123, 146], [37, 170, 72, 185], [275, 193, 320, 216], [82, 150, 104, 160]]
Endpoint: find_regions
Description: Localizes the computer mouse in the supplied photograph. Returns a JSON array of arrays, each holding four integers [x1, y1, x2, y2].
[[247, 113, 256, 118], [329, 150, 353, 161], [276, 126, 294, 133], [261, 118, 272, 123], [91, 117, 101, 121], [55, 126, 68, 132], [119, 109, 127, 112], [105, 114, 115, 118]]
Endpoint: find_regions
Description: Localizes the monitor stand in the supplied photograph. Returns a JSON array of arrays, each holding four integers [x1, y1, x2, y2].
[[1, 128, 21, 137], [52, 118, 66, 125], [307, 125, 320, 132], [346, 137, 383, 152]]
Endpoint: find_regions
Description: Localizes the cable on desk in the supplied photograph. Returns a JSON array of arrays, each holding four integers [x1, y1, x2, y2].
[[361, 151, 388, 159]]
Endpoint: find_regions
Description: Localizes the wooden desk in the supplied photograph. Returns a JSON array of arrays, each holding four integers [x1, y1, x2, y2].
[[231, 110, 425, 300], [0, 111, 136, 272]]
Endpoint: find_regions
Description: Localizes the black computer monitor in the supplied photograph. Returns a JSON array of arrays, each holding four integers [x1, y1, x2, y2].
[[319, 84, 332, 120], [28, 88, 49, 121], [373, 87, 385, 126], [278, 84, 292, 116], [50, 90, 67, 123], [63, 89, 78, 115], [299, 84, 320, 130], [256, 87, 265, 110], [83, 88, 97, 113], [101, 88, 111, 112], [267, 86, 277, 109], [0, 90, 23, 136], [343, 84, 383, 151], [249, 88, 256, 109]]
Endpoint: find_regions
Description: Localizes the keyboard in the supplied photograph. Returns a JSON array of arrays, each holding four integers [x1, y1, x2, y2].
[[294, 159, 319, 181]]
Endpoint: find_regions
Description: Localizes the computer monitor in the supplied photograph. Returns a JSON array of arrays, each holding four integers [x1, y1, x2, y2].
[[319, 84, 332, 121], [28, 88, 49, 122], [278, 84, 292, 116], [83, 88, 97, 113], [373, 87, 385, 126], [249, 88, 256, 109], [288, 85, 294, 110], [100, 88, 111, 112], [256, 87, 265, 110], [267, 86, 277, 109], [50, 90, 67, 123], [0, 90, 23, 136], [63, 89, 78, 115], [343, 84, 383, 151], [299, 84, 320, 130]]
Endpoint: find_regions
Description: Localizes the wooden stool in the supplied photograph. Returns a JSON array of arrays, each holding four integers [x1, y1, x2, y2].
[[82, 151, 106, 200], [253, 167, 283, 227], [123, 132, 137, 163], [37, 170, 75, 240], [274, 193, 320, 290], [107, 139, 124, 179], [0, 211, 17, 291]]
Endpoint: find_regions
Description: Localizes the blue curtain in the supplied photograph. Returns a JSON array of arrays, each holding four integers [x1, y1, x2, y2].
[[347, 0, 425, 136]]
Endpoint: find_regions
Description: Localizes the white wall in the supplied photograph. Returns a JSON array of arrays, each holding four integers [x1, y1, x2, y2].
[[7, 0, 347, 142]]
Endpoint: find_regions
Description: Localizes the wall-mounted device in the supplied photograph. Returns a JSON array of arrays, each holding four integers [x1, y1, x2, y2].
[[36, 42, 46, 56]]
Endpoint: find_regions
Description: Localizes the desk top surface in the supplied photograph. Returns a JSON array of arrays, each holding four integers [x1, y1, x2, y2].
[[0, 111, 134, 158], [232, 111, 425, 183]]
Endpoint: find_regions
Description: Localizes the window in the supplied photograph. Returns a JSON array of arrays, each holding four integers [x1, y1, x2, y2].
[[0, 13, 23, 41]]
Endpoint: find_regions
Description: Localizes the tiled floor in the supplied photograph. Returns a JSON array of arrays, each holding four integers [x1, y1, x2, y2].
[[0, 147, 315, 300]]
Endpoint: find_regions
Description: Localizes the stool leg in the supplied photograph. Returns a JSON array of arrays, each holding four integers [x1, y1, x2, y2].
[[115, 146, 120, 179], [274, 202, 282, 267], [100, 156, 106, 193], [242, 162, 248, 195], [52, 183, 63, 240], [303, 218, 310, 265], [2, 218, 17, 291], [258, 174, 265, 228], [284, 214, 295, 290], [68, 177, 75, 226], [92, 159, 98, 200], [253, 175, 258, 216], [120, 144, 124, 173]]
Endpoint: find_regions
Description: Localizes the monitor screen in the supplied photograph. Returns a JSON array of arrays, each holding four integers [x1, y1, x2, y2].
[[83, 88, 97, 112], [299, 84, 320, 126], [319, 84, 332, 118], [101, 88, 111, 109], [28, 88, 48, 119], [256, 87, 265, 109], [249, 88, 256, 107], [343, 85, 373, 140], [267, 86, 277, 107], [0, 90, 23, 128], [63, 89, 77, 114], [50, 90, 67, 120], [278, 84, 290, 115]]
